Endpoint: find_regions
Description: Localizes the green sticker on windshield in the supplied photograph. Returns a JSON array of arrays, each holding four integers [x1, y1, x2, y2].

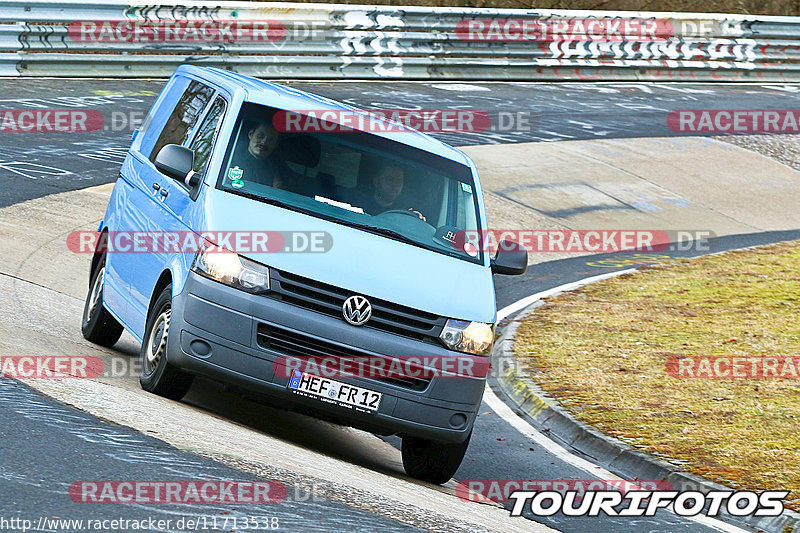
[[231, 179, 244, 189], [228, 166, 243, 181], [461, 182, 472, 194]]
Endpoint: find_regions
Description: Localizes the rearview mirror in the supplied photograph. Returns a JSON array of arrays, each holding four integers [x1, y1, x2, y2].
[[491, 239, 527, 275], [154, 144, 195, 184]]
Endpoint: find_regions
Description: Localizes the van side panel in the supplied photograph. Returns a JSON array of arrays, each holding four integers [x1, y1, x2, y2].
[[104, 73, 194, 339]]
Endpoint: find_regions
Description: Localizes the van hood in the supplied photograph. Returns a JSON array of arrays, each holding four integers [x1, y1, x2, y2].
[[202, 190, 496, 323]]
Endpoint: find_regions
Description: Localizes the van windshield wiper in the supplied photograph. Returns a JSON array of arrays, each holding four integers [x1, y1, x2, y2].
[[337, 220, 425, 248], [230, 189, 297, 211], [230, 189, 327, 220]]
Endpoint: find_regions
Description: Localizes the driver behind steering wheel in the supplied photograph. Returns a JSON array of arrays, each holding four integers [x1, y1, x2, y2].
[[362, 164, 427, 221]]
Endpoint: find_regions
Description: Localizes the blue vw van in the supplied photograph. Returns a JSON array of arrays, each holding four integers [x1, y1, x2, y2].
[[81, 66, 526, 483]]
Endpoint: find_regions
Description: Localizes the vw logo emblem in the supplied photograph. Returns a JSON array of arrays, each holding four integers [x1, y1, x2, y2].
[[342, 295, 372, 326]]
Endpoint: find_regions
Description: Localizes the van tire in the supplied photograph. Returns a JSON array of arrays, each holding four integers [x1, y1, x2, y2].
[[81, 254, 124, 347], [139, 284, 193, 400], [401, 431, 472, 484]]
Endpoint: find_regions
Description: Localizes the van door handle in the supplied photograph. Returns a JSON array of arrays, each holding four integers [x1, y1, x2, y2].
[[152, 183, 160, 191], [160, 188, 169, 198]]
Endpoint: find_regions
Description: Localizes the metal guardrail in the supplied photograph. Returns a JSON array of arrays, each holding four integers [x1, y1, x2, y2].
[[0, 0, 799, 79]]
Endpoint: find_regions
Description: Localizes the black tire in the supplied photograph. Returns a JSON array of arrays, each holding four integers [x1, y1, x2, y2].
[[139, 284, 193, 400], [401, 431, 472, 484], [81, 254, 124, 347]]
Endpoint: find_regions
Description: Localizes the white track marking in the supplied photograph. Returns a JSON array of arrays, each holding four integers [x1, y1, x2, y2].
[[428, 83, 491, 92], [487, 269, 751, 533]]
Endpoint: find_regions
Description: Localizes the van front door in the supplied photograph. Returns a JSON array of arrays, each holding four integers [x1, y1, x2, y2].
[[118, 78, 216, 340]]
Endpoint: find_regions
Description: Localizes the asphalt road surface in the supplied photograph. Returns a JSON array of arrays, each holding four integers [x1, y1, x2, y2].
[[1, 79, 799, 207], [0, 379, 421, 533], [4, 231, 792, 532]]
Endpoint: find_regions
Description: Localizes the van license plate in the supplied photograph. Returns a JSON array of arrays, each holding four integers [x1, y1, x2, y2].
[[287, 370, 382, 413]]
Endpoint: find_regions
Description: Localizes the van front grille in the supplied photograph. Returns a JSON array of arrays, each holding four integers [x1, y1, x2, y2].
[[267, 268, 446, 343]]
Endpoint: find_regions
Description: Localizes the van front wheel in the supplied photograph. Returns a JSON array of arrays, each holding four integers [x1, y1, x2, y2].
[[139, 284, 193, 400], [401, 431, 471, 484]]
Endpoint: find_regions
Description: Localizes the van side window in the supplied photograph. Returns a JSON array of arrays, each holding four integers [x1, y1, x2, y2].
[[189, 96, 226, 175], [150, 80, 214, 163]]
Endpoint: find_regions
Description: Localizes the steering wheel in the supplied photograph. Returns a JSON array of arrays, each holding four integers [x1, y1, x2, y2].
[[379, 209, 429, 224], [380, 209, 422, 218]]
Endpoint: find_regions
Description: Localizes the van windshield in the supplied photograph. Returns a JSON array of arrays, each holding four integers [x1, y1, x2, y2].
[[215, 102, 483, 264]]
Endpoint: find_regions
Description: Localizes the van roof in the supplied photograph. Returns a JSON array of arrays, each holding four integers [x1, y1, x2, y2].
[[174, 65, 472, 166]]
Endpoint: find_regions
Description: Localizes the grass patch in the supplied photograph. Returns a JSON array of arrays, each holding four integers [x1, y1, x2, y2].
[[515, 241, 800, 509]]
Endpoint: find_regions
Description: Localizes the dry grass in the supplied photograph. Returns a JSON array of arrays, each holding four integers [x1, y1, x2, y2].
[[515, 241, 800, 509]]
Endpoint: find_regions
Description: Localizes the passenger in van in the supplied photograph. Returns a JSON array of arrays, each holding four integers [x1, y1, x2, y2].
[[231, 120, 290, 187], [361, 164, 427, 221]]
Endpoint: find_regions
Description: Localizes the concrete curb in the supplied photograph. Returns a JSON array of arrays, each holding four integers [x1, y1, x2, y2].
[[490, 297, 799, 533]]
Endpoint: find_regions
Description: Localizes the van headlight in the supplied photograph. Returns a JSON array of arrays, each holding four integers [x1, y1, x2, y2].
[[439, 319, 495, 355], [192, 247, 270, 294]]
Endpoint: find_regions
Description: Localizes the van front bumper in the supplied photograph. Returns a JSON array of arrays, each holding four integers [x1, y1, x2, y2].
[[167, 271, 486, 443]]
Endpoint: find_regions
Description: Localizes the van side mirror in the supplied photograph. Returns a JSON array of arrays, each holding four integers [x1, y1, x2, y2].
[[491, 239, 528, 275], [154, 144, 196, 184]]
